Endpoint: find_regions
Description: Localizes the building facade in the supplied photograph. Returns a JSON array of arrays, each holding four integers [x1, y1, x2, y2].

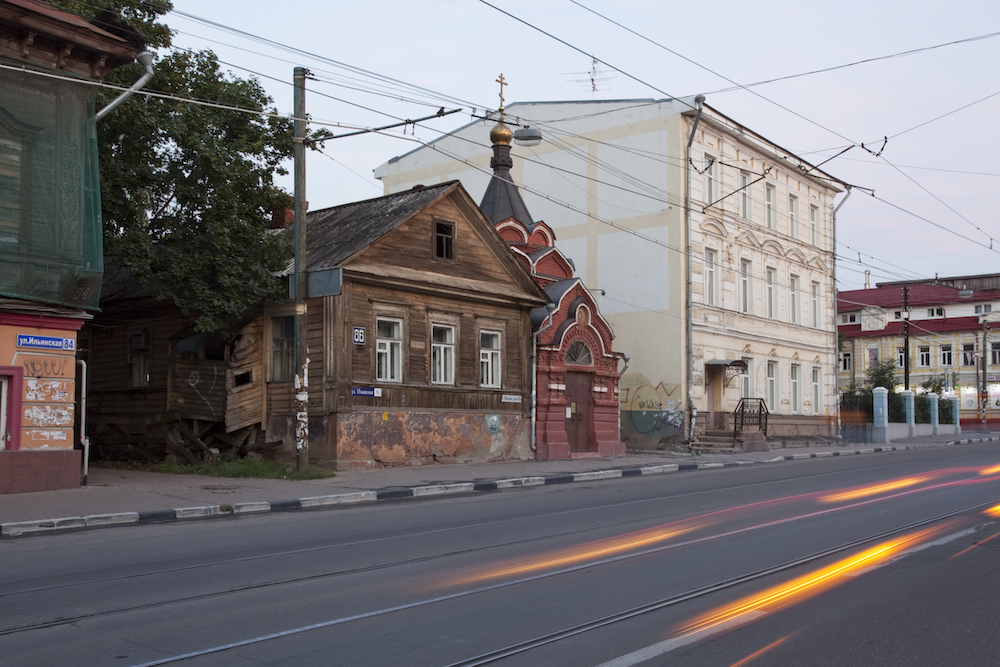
[[375, 99, 845, 446], [0, 0, 140, 492], [838, 280, 1000, 428]]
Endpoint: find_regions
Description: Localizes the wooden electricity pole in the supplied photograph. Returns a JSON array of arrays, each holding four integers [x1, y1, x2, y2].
[[293, 67, 309, 473]]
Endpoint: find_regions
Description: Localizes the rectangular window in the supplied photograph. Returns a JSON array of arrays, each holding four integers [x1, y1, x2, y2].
[[941, 344, 952, 366], [812, 367, 821, 416], [129, 328, 151, 388], [993, 342, 1000, 366], [765, 185, 776, 230], [809, 205, 820, 246], [788, 195, 799, 239], [811, 281, 820, 328], [868, 347, 879, 369], [963, 343, 976, 366], [976, 304, 992, 314], [789, 274, 800, 324], [766, 360, 778, 412], [480, 331, 502, 387], [897, 346, 906, 367], [269, 317, 295, 383], [704, 156, 717, 205], [790, 364, 801, 413], [740, 357, 753, 398], [435, 221, 454, 260], [705, 249, 718, 306], [765, 268, 776, 319], [928, 308, 943, 317], [431, 324, 455, 384], [842, 351, 852, 372], [740, 259, 752, 314], [919, 346, 930, 366], [376, 318, 403, 382], [842, 314, 857, 324], [739, 171, 752, 220]]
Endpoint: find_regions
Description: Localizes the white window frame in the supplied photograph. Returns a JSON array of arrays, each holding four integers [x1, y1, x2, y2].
[[480, 330, 502, 388], [704, 156, 717, 206], [789, 274, 800, 325], [992, 342, 1000, 366], [897, 346, 906, 367], [962, 343, 976, 367], [788, 194, 799, 239], [941, 344, 953, 367], [376, 317, 403, 383], [809, 204, 820, 246], [430, 323, 455, 385], [739, 171, 752, 220], [765, 184, 776, 230], [842, 351, 852, 372], [976, 304, 993, 314], [766, 360, 779, 412], [918, 346, 930, 367], [765, 268, 776, 319], [790, 363, 801, 413], [740, 357, 753, 398], [811, 281, 820, 328], [740, 259, 753, 314], [812, 367, 821, 415], [705, 249, 718, 306]]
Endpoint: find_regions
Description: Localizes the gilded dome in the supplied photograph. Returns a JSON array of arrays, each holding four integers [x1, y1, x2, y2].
[[489, 121, 513, 146]]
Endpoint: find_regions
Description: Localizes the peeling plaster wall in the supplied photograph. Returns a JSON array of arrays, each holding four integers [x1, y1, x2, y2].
[[334, 410, 532, 471]]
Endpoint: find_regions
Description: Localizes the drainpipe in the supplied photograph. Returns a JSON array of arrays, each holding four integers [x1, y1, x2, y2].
[[685, 95, 706, 442], [77, 359, 89, 486], [617, 354, 630, 444], [531, 303, 558, 452], [832, 186, 852, 440], [96, 51, 154, 121]]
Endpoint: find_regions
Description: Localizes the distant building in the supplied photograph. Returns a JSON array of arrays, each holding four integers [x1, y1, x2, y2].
[[376, 99, 846, 446], [838, 278, 1000, 428], [0, 0, 141, 493]]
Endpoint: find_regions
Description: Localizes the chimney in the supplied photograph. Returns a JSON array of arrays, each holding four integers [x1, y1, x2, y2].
[[270, 197, 304, 229]]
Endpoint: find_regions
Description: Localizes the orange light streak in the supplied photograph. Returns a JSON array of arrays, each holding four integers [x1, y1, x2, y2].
[[980, 463, 1000, 476], [725, 635, 793, 667], [452, 523, 701, 585], [819, 476, 928, 503], [949, 528, 1000, 560], [983, 503, 1000, 517], [677, 526, 944, 636]]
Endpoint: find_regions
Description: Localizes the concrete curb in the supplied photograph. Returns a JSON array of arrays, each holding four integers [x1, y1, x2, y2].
[[3, 437, 998, 538]]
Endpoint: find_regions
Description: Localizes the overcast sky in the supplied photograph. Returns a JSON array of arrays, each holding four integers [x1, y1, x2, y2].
[[168, 0, 1000, 292]]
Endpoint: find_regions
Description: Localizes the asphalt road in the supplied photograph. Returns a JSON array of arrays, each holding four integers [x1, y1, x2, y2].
[[3, 443, 1000, 667]]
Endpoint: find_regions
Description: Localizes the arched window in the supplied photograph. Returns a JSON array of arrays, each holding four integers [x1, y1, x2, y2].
[[565, 341, 593, 366]]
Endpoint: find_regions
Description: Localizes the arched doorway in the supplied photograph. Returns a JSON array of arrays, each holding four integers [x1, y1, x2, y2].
[[565, 340, 594, 452]]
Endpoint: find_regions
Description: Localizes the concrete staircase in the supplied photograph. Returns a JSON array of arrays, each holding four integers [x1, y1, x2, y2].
[[690, 429, 740, 454]]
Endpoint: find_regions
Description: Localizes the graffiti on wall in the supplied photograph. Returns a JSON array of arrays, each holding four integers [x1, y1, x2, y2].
[[23, 405, 73, 427], [24, 379, 72, 402], [19, 355, 73, 378], [620, 373, 685, 439]]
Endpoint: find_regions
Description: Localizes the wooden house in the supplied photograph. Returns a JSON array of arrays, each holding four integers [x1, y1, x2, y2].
[[84, 182, 550, 469]]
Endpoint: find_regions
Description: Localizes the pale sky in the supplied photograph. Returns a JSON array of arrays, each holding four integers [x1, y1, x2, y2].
[[168, 0, 1000, 292]]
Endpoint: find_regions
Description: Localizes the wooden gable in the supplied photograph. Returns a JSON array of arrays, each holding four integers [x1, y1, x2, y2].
[[343, 186, 547, 305]]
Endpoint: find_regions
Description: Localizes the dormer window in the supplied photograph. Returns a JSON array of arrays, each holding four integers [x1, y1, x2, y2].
[[435, 221, 454, 260], [976, 304, 992, 314]]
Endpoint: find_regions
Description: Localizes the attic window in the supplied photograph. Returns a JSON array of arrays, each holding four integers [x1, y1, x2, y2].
[[435, 221, 454, 260]]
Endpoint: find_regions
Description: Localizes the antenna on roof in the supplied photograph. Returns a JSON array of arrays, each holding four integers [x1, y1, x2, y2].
[[564, 56, 615, 99]]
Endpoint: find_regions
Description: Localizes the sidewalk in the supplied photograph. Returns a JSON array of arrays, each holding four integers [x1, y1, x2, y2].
[[3, 433, 998, 537]]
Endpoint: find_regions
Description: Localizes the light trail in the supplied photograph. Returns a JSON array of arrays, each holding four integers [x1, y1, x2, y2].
[[725, 635, 793, 667], [818, 476, 929, 503], [675, 525, 948, 636]]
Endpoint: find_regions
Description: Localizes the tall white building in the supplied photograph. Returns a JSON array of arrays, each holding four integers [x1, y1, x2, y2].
[[375, 99, 846, 446]]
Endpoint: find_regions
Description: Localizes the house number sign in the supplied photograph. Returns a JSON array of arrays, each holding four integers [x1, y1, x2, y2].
[[353, 327, 366, 345]]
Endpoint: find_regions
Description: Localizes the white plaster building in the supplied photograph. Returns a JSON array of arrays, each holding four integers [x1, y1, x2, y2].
[[375, 99, 846, 446]]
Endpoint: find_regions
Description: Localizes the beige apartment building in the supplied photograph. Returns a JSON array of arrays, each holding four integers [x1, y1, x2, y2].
[[375, 99, 846, 445]]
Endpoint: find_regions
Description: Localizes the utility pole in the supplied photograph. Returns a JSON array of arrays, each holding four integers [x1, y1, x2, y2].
[[293, 67, 309, 473], [982, 318, 989, 426], [903, 284, 910, 391]]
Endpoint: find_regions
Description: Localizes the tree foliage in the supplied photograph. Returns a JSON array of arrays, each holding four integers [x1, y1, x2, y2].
[[865, 358, 898, 392], [53, 1, 294, 332]]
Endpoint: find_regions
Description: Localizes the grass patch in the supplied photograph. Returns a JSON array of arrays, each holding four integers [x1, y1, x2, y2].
[[96, 458, 334, 480]]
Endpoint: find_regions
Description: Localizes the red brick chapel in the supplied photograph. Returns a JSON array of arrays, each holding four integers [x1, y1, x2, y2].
[[479, 118, 625, 459]]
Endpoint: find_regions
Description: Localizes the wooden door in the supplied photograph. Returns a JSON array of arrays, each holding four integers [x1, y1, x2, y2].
[[565, 372, 592, 452]]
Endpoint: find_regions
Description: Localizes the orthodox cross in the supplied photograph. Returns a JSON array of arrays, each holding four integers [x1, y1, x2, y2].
[[496, 73, 507, 114]]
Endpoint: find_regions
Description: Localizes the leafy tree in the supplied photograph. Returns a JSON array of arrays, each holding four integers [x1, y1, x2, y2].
[[920, 374, 947, 395], [53, 1, 294, 332], [865, 358, 898, 392]]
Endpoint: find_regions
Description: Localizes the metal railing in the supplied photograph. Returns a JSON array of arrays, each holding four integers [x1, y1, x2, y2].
[[734, 398, 768, 440]]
